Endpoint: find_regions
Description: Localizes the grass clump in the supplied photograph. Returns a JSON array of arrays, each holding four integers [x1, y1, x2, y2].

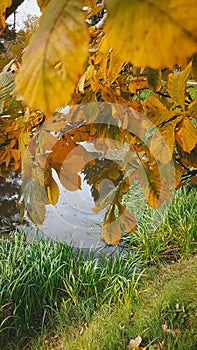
[[33, 256, 197, 350], [122, 185, 197, 264], [0, 233, 141, 349]]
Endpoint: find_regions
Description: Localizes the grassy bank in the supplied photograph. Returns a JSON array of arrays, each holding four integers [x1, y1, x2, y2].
[[34, 257, 197, 350], [122, 184, 197, 263], [0, 232, 142, 349], [0, 186, 196, 349]]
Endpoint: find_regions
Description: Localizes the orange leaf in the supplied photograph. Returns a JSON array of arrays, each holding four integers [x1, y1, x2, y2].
[[176, 117, 197, 153], [140, 160, 171, 208], [46, 176, 59, 205], [118, 204, 136, 233], [177, 144, 197, 168], [102, 207, 122, 245], [102, 219, 122, 245], [60, 146, 94, 191], [129, 79, 148, 94], [149, 117, 182, 164]]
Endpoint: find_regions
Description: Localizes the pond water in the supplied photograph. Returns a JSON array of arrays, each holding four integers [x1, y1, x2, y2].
[[0, 174, 23, 234], [0, 146, 125, 253]]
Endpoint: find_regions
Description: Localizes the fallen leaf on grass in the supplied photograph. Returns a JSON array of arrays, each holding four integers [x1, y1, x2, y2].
[[128, 335, 147, 349]]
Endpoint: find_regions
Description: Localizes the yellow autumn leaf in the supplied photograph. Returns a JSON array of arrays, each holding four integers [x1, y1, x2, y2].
[[94, 35, 110, 65], [149, 117, 182, 164], [168, 62, 192, 110], [28, 193, 46, 224], [101, 86, 116, 103], [105, 0, 197, 69], [78, 64, 94, 93], [37, 0, 50, 12], [187, 98, 197, 119], [118, 204, 136, 233], [178, 144, 197, 168], [143, 96, 177, 129], [140, 160, 171, 208], [83, 0, 98, 8], [102, 209, 122, 245], [11, 149, 21, 163], [83, 0, 102, 19], [175, 117, 197, 152], [15, 0, 89, 116], [108, 51, 123, 83], [129, 79, 148, 94], [93, 186, 116, 214], [143, 167, 160, 209], [46, 174, 59, 205], [0, 0, 12, 32], [46, 136, 77, 175], [160, 161, 183, 190]]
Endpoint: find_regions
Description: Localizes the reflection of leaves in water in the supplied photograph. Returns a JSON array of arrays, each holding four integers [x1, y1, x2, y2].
[[0, 174, 31, 233], [82, 158, 124, 202]]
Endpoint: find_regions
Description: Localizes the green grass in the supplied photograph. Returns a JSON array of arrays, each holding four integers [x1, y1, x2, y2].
[[31, 256, 197, 350], [55, 254, 197, 350], [0, 233, 142, 349], [0, 185, 196, 349], [122, 185, 197, 264]]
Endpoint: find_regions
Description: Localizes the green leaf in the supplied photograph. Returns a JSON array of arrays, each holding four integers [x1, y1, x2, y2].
[[168, 62, 192, 110], [15, 0, 89, 116], [105, 0, 197, 69]]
